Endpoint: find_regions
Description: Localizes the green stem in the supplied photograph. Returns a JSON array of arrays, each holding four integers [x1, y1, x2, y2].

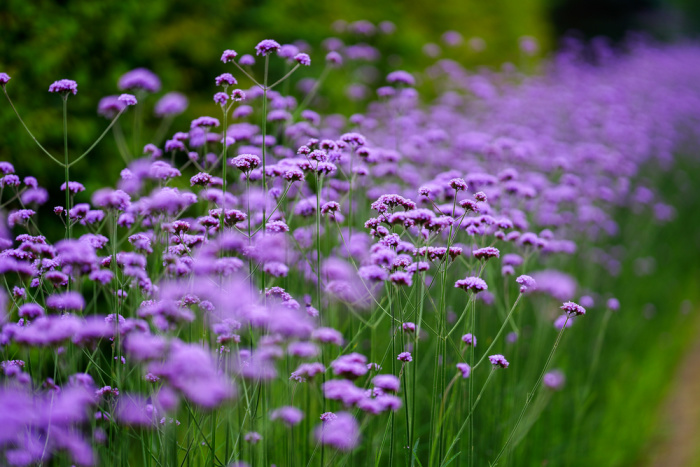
[[441, 368, 497, 466], [63, 97, 71, 240], [472, 293, 523, 370], [2, 87, 63, 166], [491, 316, 571, 465], [69, 109, 126, 168]]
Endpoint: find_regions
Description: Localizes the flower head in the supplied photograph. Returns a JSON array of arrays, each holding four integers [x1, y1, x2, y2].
[[387, 71, 415, 86], [543, 370, 565, 390], [118, 94, 137, 106], [255, 39, 281, 56], [0, 73, 11, 85], [49, 79, 78, 95], [215, 73, 237, 86], [456, 363, 471, 378], [461, 333, 476, 346], [155, 92, 188, 117], [455, 277, 487, 293], [516, 275, 537, 293], [489, 354, 509, 368], [221, 49, 238, 62], [397, 352, 412, 362], [560, 301, 586, 316], [294, 53, 311, 66], [118, 68, 161, 93]]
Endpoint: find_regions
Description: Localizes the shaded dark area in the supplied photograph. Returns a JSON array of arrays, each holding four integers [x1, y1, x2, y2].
[[549, 0, 700, 41]]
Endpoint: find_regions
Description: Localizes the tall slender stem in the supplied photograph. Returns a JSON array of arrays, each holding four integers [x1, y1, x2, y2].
[[63, 97, 71, 240], [491, 316, 571, 465]]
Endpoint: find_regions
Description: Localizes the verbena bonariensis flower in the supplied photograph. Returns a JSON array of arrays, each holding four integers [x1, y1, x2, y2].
[[455, 276, 488, 293], [489, 354, 509, 368], [314, 412, 360, 450], [48, 79, 78, 95], [255, 39, 281, 56], [543, 369, 566, 390], [154, 92, 188, 117], [561, 301, 586, 316], [118, 68, 161, 93]]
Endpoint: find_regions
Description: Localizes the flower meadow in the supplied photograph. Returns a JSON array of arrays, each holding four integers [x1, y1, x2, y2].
[[1, 28, 700, 467]]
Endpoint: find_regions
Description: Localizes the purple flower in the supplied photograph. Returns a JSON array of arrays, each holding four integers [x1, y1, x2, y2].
[[397, 352, 412, 362], [402, 322, 416, 333], [516, 275, 537, 293], [326, 51, 343, 66], [462, 333, 477, 346], [607, 298, 620, 311], [331, 353, 368, 379], [554, 314, 574, 330], [386, 70, 415, 86], [473, 247, 500, 260], [456, 363, 471, 378], [489, 354, 509, 368], [455, 276, 488, 293], [191, 116, 220, 129], [270, 406, 303, 426], [46, 292, 85, 311], [118, 68, 161, 93], [118, 94, 137, 106], [372, 374, 400, 392], [215, 73, 237, 86], [239, 54, 255, 66], [97, 95, 127, 118], [244, 432, 262, 444], [49, 79, 78, 95], [314, 412, 360, 451], [0, 73, 10, 85], [255, 39, 281, 56], [155, 92, 188, 117], [543, 370, 565, 390], [213, 92, 228, 105], [560, 301, 586, 316], [312, 327, 344, 345], [221, 49, 238, 62], [294, 53, 311, 66], [60, 181, 85, 193]]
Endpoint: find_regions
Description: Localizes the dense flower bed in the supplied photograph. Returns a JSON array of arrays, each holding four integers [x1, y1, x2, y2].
[[1, 29, 699, 466]]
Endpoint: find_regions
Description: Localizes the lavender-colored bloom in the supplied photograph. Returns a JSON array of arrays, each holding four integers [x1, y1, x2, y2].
[[221, 49, 238, 62], [543, 370, 566, 390], [244, 432, 262, 444], [561, 301, 586, 316], [314, 412, 360, 451], [397, 352, 412, 362], [456, 363, 471, 378], [270, 406, 303, 426], [49, 79, 78, 95], [118, 68, 161, 92], [331, 353, 368, 379], [326, 51, 343, 66], [462, 333, 476, 346], [97, 95, 127, 118], [213, 92, 228, 105], [0, 73, 10, 85], [455, 276, 488, 293], [554, 314, 573, 330], [516, 274, 537, 293], [373, 374, 400, 392], [255, 39, 281, 56], [60, 181, 85, 193], [46, 292, 85, 311], [191, 116, 220, 129], [215, 73, 237, 86], [155, 92, 188, 117], [402, 322, 416, 333], [118, 93, 137, 106], [489, 354, 509, 368], [312, 327, 344, 345], [238, 54, 255, 66], [294, 53, 311, 66], [607, 298, 620, 311], [473, 246, 500, 260], [387, 70, 415, 86]]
